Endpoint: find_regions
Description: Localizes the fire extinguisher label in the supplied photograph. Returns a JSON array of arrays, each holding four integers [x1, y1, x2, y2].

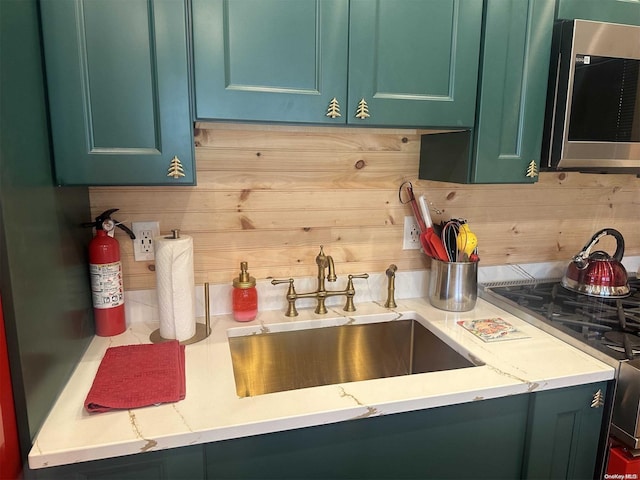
[[90, 262, 124, 309]]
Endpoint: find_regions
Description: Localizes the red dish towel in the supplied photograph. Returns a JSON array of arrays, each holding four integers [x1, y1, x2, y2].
[[84, 341, 186, 413]]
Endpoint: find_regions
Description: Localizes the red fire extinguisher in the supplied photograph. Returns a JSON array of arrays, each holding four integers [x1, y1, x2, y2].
[[83, 209, 136, 337]]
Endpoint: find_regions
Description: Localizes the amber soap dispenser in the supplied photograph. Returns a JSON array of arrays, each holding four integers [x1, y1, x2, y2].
[[232, 261, 257, 322]]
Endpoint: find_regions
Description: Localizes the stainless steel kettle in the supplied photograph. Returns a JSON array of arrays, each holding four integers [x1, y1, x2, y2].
[[562, 228, 630, 298]]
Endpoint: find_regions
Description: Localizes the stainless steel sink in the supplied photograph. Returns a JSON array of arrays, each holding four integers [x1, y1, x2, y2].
[[228, 316, 482, 397]]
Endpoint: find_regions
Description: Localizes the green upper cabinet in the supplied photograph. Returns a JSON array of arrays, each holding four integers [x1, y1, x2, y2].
[[192, 0, 483, 128], [40, 0, 195, 186], [557, 0, 640, 26], [419, 0, 556, 184], [348, 0, 482, 127], [473, 0, 555, 183], [192, 0, 349, 124]]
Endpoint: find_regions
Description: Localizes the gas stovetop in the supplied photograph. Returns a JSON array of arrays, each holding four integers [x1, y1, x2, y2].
[[480, 277, 640, 368]]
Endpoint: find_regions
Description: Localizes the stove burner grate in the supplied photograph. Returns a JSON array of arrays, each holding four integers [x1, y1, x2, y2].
[[487, 276, 640, 361], [604, 331, 640, 357]]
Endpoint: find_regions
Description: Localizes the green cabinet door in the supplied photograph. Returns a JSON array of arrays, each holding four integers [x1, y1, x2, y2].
[[472, 0, 555, 183], [523, 381, 610, 480], [192, 0, 349, 124], [348, 0, 482, 128], [192, 0, 482, 128], [419, 0, 555, 183], [557, 0, 640, 26], [40, 0, 195, 186]]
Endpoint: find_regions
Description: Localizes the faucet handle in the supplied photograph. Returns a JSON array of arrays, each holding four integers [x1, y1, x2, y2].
[[349, 274, 369, 280], [344, 273, 369, 312], [271, 277, 296, 296], [271, 278, 298, 317]]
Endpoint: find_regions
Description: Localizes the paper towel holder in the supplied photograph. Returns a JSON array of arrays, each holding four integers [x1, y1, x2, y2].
[[150, 282, 212, 345]]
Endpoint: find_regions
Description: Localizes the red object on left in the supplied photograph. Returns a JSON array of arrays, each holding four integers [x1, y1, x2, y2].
[[0, 294, 22, 479], [89, 229, 126, 336]]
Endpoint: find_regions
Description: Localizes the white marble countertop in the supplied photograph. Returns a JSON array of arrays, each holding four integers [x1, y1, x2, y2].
[[28, 292, 615, 470]]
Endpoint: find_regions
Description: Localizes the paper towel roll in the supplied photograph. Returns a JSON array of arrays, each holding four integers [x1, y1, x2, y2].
[[155, 234, 196, 342]]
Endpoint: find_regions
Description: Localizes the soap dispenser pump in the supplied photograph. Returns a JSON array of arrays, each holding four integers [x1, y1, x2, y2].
[[232, 262, 257, 322]]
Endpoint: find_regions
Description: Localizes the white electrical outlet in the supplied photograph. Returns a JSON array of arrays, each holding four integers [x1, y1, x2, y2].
[[132, 221, 160, 261], [402, 216, 421, 250]]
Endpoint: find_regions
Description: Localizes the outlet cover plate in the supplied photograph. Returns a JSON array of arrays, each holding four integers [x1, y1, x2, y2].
[[132, 221, 160, 261], [403, 216, 421, 250]]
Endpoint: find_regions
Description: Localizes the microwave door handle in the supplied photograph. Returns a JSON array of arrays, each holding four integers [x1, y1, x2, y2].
[[546, 53, 563, 169]]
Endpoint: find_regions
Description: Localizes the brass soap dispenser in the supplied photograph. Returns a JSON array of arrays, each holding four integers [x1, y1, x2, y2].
[[232, 262, 257, 322]]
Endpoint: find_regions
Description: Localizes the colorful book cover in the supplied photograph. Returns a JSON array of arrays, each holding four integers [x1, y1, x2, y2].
[[457, 318, 530, 342]]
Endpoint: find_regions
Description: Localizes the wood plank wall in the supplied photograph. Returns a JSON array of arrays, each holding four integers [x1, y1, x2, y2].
[[89, 123, 640, 291]]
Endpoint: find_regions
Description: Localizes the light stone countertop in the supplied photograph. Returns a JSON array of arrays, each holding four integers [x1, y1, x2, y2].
[[28, 291, 615, 470]]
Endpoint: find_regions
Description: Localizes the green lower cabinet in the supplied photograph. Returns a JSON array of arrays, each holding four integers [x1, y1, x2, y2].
[[30, 382, 609, 479], [39, 0, 195, 186], [31, 445, 205, 480], [523, 381, 610, 480], [419, 0, 555, 184], [205, 394, 529, 479], [557, 0, 640, 26], [192, 0, 482, 128]]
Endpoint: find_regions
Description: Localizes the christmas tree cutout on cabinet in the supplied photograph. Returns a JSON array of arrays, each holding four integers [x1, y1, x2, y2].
[[326, 97, 341, 119], [355, 98, 370, 120], [167, 156, 185, 179]]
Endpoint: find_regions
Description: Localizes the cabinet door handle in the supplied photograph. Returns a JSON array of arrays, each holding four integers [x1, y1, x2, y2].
[[167, 156, 186, 179], [326, 97, 341, 119], [525, 160, 538, 178], [355, 98, 370, 120], [591, 389, 605, 408]]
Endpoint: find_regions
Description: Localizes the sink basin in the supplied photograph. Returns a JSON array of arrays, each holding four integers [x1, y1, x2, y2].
[[228, 315, 482, 397]]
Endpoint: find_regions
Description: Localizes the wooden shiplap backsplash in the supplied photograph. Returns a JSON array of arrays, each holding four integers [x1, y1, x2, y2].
[[89, 122, 640, 291]]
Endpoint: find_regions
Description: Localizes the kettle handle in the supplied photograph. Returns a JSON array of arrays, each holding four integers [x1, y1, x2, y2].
[[580, 228, 625, 262]]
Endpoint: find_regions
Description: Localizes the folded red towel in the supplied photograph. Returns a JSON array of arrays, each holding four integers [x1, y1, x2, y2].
[[84, 340, 186, 413]]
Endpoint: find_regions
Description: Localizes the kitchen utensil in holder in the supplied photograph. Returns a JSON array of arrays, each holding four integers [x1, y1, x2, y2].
[[428, 259, 478, 312]]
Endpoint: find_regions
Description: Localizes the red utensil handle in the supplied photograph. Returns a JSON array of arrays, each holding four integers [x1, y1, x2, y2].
[[409, 198, 427, 233]]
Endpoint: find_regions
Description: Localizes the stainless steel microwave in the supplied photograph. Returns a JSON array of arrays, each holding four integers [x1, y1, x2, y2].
[[541, 19, 640, 174]]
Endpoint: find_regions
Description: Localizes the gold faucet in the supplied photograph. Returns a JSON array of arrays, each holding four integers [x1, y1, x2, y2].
[[271, 246, 369, 316], [384, 264, 397, 308]]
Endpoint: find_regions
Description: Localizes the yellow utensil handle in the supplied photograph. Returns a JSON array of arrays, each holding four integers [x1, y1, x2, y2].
[[464, 234, 478, 256]]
